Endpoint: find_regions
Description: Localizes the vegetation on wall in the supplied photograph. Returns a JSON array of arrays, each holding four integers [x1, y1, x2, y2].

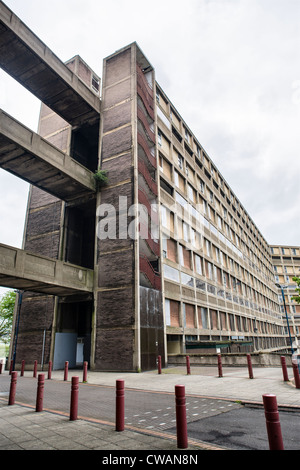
[[93, 169, 108, 190]]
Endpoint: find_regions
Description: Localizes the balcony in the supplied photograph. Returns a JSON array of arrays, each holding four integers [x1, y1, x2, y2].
[[138, 188, 158, 225], [137, 131, 156, 168], [136, 67, 154, 121], [139, 222, 160, 257], [138, 159, 157, 196], [137, 106, 155, 145], [139, 255, 161, 290]]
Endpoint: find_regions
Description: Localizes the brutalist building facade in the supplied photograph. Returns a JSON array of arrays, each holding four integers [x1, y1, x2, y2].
[[0, 1, 291, 373]]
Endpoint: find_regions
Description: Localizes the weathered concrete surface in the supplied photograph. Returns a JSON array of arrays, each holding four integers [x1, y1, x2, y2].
[[0, 0, 100, 126], [0, 109, 96, 200], [0, 243, 94, 295]]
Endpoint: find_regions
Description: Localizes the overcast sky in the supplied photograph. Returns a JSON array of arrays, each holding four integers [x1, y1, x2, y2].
[[0, 0, 299, 269]]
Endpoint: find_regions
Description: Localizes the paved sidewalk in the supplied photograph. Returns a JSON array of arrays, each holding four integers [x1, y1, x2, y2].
[[0, 364, 299, 451]]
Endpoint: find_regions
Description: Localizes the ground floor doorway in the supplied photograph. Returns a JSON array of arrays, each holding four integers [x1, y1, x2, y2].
[[53, 298, 92, 370]]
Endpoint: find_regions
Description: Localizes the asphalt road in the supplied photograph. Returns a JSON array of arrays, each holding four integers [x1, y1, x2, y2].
[[1, 374, 300, 450], [184, 406, 300, 450]]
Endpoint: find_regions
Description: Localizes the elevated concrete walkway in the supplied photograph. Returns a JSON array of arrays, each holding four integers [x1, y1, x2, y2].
[[0, 243, 94, 295], [0, 109, 96, 201], [0, 1, 100, 127]]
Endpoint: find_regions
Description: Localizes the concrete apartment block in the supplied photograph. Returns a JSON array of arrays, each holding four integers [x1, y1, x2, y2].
[[0, 1, 299, 372]]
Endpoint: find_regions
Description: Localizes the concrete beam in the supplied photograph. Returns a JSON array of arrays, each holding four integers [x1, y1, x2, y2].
[[0, 243, 94, 295], [0, 109, 96, 201], [0, 1, 101, 126]]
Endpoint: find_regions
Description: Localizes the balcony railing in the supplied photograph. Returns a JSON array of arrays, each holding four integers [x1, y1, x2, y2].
[[137, 66, 154, 121], [139, 222, 160, 256], [138, 188, 158, 224], [137, 106, 156, 144], [138, 159, 158, 196], [139, 255, 161, 290], [137, 131, 156, 168], [136, 64, 154, 95]]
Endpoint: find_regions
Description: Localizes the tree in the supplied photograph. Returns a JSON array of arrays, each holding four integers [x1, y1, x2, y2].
[[0, 290, 16, 344], [292, 277, 300, 304]]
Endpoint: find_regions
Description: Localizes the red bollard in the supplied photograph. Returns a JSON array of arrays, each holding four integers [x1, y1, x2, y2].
[[48, 361, 52, 380], [64, 361, 69, 381], [280, 356, 289, 382], [292, 362, 300, 389], [36, 374, 45, 412], [247, 354, 254, 379], [175, 385, 188, 449], [186, 356, 191, 375], [217, 354, 223, 378], [70, 376, 79, 421], [83, 361, 88, 383], [262, 394, 284, 450], [116, 379, 125, 432], [20, 360, 25, 377], [8, 371, 17, 406], [33, 360, 37, 378], [157, 355, 162, 375]]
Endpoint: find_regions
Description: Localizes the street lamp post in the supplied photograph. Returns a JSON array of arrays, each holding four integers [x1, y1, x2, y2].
[[275, 283, 294, 355]]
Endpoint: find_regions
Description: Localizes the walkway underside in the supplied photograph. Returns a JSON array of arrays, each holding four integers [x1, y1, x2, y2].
[[0, 109, 96, 201], [0, 1, 100, 127], [0, 243, 94, 296]]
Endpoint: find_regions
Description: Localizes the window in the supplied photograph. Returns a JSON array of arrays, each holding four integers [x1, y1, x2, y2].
[[181, 272, 194, 287], [165, 299, 180, 327], [195, 255, 202, 275], [200, 307, 209, 329], [187, 184, 195, 202], [196, 279, 206, 291], [183, 222, 189, 242], [199, 179, 205, 193], [178, 154, 183, 169], [205, 239, 212, 257], [207, 262, 213, 280], [174, 171, 179, 187], [183, 303, 195, 328], [190, 228, 196, 247], [179, 244, 191, 269], [164, 265, 180, 282], [165, 299, 171, 325], [184, 128, 190, 143], [207, 283, 216, 294], [158, 130, 162, 146], [215, 247, 220, 263], [163, 238, 177, 262], [92, 75, 100, 93]]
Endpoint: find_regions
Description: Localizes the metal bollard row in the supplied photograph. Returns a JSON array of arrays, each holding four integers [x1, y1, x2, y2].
[[6, 357, 296, 450]]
